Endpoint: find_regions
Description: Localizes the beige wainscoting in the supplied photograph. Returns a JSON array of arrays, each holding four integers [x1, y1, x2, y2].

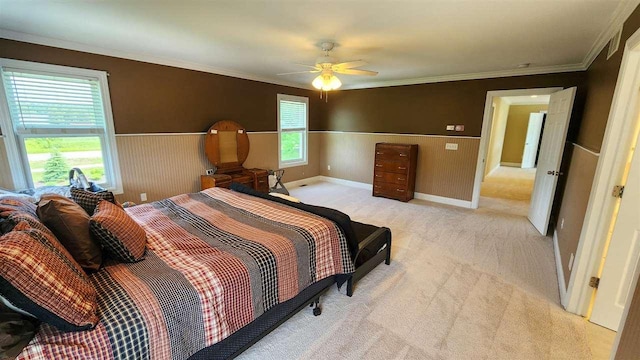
[[318, 132, 480, 201], [0, 137, 14, 189], [115, 132, 320, 203], [555, 144, 599, 288]]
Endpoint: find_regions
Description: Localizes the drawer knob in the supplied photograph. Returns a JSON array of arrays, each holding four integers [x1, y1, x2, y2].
[[376, 152, 383, 155], [398, 166, 407, 170], [397, 189, 405, 192], [398, 177, 405, 181], [400, 153, 407, 157], [375, 164, 382, 167], [375, 174, 382, 177]]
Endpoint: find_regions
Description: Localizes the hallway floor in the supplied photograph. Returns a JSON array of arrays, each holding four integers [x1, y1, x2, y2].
[[481, 166, 536, 202]]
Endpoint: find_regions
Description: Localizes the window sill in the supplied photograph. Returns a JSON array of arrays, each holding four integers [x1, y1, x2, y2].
[[279, 161, 308, 169]]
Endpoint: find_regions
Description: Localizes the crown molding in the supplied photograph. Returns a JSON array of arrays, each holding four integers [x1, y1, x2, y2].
[[0, 29, 313, 90], [341, 63, 585, 90], [581, 0, 640, 69]]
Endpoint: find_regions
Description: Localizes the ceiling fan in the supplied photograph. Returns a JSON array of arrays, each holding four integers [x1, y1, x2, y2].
[[278, 42, 378, 92]]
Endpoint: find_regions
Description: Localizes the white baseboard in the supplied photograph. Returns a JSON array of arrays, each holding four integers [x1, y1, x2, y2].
[[413, 192, 473, 208], [554, 230, 568, 308], [288, 175, 473, 209], [500, 162, 522, 167], [283, 176, 323, 189]]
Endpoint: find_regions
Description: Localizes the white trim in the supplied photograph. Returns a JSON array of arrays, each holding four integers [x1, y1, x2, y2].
[[343, 63, 584, 90], [115, 131, 278, 137], [554, 230, 569, 308], [283, 176, 323, 189], [277, 94, 309, 169], [572, 143, 601, 157], [413, 192, 473, 208], [295, 176, 473, 208], [565, 26, 640, 317], [500, 162, 522, 167], [471, 87, 563, 209], [312, 130, 480, 139], [0, 29, 311, 90], [582, 0, 640, 68]]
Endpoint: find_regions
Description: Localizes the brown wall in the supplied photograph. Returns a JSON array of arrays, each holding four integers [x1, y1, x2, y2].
[[323, 73, 585, 137], [555, 145, 599, 288], [501, 105, 548, 164], [615, 270, 640, 360], [0, 38, 325, 134], [320, 133, 479, 201]]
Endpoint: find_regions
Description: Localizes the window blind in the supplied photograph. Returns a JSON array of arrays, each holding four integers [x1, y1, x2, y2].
[[279, 100, 307, 130], [2, 68, 106, 132]]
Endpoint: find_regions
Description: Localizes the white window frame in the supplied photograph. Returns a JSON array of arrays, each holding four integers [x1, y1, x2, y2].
[[277, 94, 309, 169], [0, 58, 123, 193]]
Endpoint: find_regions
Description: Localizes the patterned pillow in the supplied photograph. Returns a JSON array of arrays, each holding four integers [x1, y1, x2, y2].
[[0, 197, 37, 218], [0, 221, 99, 332], [5, 211, 54, 236], [90, 200, 146, 262], [70, 188, 118, 215]]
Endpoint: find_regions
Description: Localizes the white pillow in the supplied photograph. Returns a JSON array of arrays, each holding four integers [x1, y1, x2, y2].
[[269, 192, 301, 203]]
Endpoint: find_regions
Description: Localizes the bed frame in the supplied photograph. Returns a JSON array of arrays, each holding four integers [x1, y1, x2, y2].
[[189, 223, 392, 359]]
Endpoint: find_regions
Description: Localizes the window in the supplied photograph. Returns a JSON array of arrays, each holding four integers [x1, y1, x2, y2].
[[0, 59, 122, 193], [277, 94, 308, 168]]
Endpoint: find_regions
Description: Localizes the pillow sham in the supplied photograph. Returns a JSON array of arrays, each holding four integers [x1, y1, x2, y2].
[[90, 200, 146, 262], [70, 187, 118, 216], [37, 195, 102, 272], [0, 221, 99, 332]]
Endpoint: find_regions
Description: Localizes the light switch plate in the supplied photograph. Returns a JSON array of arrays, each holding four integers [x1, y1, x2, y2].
[[446, 125, 455, 131], [445, 143, 458, 150], [455, 125, 465, 131]]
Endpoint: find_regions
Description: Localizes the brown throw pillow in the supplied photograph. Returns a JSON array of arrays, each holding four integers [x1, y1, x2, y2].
[[37, 195, 102, 272], [90, 200, 146, 262]]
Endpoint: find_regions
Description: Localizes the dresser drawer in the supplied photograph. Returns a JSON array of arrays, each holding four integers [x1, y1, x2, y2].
[[375, 146, 412, 160], [374, 160, 410, 174], [373, 183, 410, 199], [374, 171, 408, 185]]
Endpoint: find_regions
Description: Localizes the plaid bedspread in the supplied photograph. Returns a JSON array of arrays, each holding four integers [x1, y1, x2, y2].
[[17, 188, 355, 360]]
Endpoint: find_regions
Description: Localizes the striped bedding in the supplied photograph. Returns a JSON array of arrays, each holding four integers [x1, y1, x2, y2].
[[17, 187, 355, 360]]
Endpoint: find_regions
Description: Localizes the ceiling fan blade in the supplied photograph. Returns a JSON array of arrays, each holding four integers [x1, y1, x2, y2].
[[277, 70, 320, 76], [332, 60, 368, 69], [294, 63, 322, 70], [334, 68, 378, 76]]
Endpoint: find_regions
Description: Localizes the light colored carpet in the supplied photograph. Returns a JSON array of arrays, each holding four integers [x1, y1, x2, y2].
[[238, 182, 608, 359], [481, 166, 536, 202]]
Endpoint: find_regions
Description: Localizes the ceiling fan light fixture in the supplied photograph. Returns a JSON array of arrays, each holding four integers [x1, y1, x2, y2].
[[312, 73, 342, 91]]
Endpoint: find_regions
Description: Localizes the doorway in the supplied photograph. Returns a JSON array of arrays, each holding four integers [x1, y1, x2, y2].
[[480, 95, 549, 207]]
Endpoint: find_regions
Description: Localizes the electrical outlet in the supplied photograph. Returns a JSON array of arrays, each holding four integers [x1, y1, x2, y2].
[[560, 218, 565, 229], [455, 125, 465, 132], [445, 143, 458, 150], [446, 125, 455, 131], [140, 193, 147, 202], [327, 165, 331, 171], [205, 169, 215, 175]]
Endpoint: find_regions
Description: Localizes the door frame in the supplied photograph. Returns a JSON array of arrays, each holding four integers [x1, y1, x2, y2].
[[565, 27, 640, 318], [472, 87, 563, 209]]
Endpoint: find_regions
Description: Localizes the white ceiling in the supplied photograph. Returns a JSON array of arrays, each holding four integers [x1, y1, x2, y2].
[[0, 1, 637, 89]]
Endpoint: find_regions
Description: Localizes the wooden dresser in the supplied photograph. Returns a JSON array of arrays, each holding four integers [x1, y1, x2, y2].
[[372, 143, 418, 202]]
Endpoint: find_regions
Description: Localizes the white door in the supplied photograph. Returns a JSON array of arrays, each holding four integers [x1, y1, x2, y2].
[[528, 87, 576, 235], [521, 113, 545, 169], [590, 130, 640, 331]]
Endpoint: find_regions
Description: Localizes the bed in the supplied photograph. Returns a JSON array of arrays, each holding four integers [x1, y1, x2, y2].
[[9, 185, 391, 360]]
